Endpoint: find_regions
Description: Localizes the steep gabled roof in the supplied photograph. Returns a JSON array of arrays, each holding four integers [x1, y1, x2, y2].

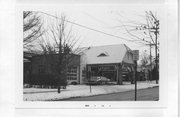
[[80, 44, 132, 64]]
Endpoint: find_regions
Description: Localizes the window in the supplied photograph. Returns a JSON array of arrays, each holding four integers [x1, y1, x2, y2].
[[67, 67, 77, 80], [97, 52, 109, 57]]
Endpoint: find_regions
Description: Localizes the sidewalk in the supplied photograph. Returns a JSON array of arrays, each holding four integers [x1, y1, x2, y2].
[[23, 81, 159, 101]]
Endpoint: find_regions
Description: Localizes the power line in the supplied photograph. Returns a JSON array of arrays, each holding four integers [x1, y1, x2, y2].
[[38, 11, 147, 45]]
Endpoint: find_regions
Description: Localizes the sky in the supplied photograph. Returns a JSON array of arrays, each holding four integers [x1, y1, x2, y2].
[[35, 4, 164, 62]]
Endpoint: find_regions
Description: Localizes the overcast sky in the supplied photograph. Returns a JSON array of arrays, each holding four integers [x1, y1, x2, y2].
[[37, 4, 164, 61]]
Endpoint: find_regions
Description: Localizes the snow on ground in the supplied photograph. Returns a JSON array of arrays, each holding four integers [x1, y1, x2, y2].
[[23, 81, 159, 101]]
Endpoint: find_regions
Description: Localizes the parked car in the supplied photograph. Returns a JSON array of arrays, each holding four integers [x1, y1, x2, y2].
[[86, 76, 110, 85], [67, 80, 78, 85]]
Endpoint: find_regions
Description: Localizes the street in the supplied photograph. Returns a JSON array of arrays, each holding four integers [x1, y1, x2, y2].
[[59, 87, 159, 101]]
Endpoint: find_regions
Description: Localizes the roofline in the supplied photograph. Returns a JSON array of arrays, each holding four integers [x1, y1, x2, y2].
[[77, 43, 130, 55], [31, 53, 80, 57], [80, 43, 126, 48]]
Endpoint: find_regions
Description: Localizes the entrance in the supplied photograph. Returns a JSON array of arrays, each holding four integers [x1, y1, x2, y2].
[[88, 65, 118, 82]]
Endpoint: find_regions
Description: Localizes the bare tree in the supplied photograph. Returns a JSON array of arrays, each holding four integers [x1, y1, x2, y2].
[[115, 11, 159, 47], [115, 11, 159, 83], [23, 11, 44, 51], [39, 15, 80, 93]]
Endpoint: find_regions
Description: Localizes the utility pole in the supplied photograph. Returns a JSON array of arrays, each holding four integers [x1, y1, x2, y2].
[[134, 60, 137, 101], [146, 43, 155, 81], [146, 28, 158, 84], [155, 28, 158, 84], [153, 19, 159, 84], [150, 44, 152, 81], [146, 12, 159, 84], [133, 11, 159, 84]]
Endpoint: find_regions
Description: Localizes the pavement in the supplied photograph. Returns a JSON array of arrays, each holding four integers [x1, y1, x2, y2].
[[23, 80, 159, 101]]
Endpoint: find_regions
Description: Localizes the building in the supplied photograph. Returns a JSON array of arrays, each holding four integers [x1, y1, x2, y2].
[[24, 44, 135, 86], [77, 44, 135, 84], [23, 52, 34, 84], [24, 53, 80, 86]]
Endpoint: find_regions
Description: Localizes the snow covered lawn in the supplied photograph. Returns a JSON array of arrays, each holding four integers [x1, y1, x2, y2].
[[23, 81, 159, 101]]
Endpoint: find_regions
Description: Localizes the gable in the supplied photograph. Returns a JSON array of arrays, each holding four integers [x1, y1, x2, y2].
[[122, 51, 134, 64]]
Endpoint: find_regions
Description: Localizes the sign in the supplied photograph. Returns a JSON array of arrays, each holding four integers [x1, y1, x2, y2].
[[132, 50, 139, 60], [132, 50, 139, 100]]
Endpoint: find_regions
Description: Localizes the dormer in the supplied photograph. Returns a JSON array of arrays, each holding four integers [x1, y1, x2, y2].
[[97, 52, 109, 57]]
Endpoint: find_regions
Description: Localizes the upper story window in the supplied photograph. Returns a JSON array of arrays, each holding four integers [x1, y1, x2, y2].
[[97, 52, 109, 57]]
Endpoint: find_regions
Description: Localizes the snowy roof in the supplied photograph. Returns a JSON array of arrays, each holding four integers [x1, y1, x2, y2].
[[79, 44, 132, 64]]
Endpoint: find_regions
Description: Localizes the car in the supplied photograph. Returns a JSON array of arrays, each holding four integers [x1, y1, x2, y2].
[[71, 81, 77, 85], [67, 80, 78, 85], [99, 76, 110, 84], [86, 76, 110, 85]]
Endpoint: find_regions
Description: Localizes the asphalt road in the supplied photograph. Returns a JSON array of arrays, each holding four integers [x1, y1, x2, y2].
[[59, 87, 159, 101]]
